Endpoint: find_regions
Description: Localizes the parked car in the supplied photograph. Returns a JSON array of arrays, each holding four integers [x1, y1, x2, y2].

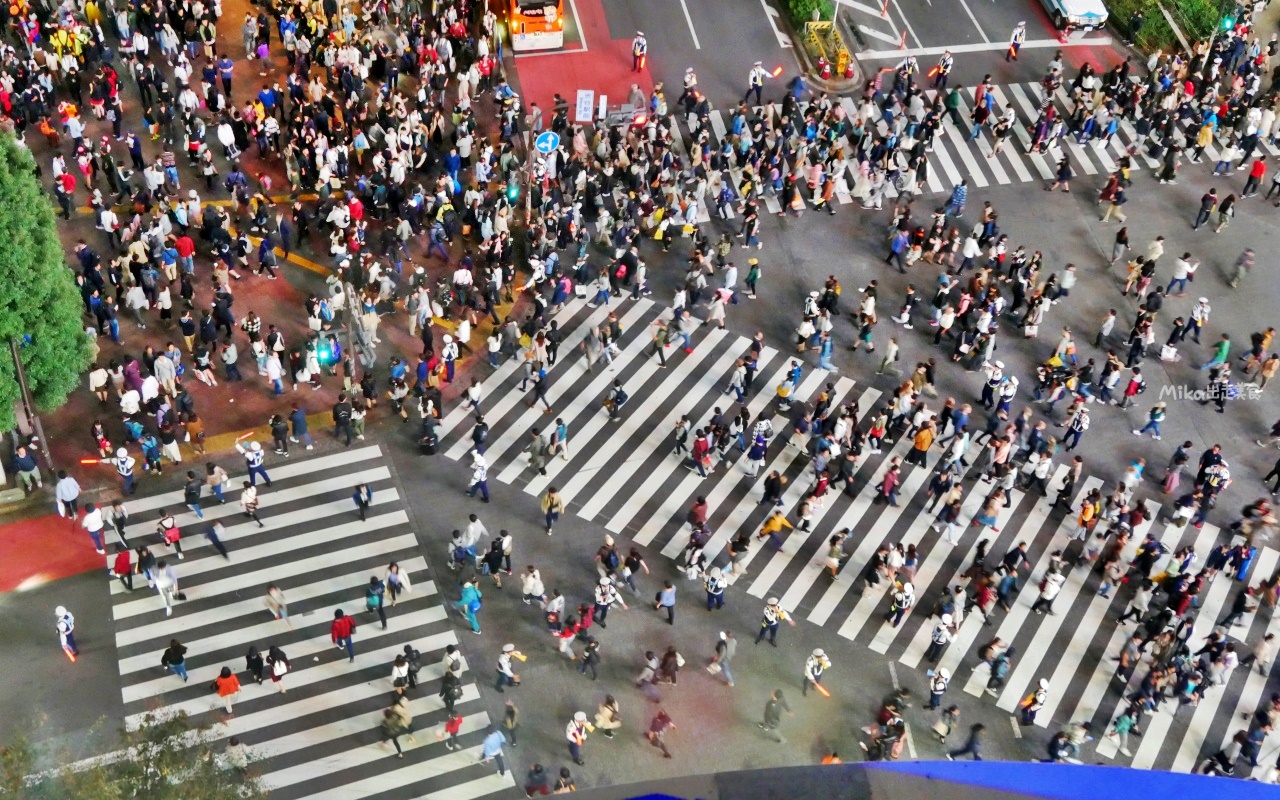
[[1039, 0, 1108, 32]]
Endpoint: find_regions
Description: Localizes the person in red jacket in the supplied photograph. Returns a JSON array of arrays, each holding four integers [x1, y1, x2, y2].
[[1243, 156, 1267, 198], [331, 608, 357, 662], [440, 710, 463, 751], [690, 430, 712, 477], [112, 544, 133, 591]]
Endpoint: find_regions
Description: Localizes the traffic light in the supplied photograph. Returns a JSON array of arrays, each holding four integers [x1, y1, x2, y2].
[[506, 176, 520, 203], [317, 339, 334, 364], [1221, 14, 1234, 30]]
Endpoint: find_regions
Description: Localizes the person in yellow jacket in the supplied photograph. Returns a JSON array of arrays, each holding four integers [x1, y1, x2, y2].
[[905, 420, 936, 467], [756, 509, 794, 548], [541, 487, 565, 535]]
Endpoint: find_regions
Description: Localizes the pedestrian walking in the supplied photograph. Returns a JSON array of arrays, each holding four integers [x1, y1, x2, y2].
[[366, 575, 388, 629], [240, 482, 265, 527], [264, 583, 288, 621], [709, 630, 737, 686], [381, 704, 416, 758], [947, 723, 985, 760], [353, 483, 373, 521], [653, 580, 676, 624], [595, 695, 622, 737], [161, 639, 190, 682], [266, 645, 290, 693], [456, 580, 483, 634], [212, 665, 241, 715], [759, 689, 793, 743], [81, 502, 107, 555], [541, 486, 565, 534], [467, 450, 491, 502], [331, 609, 357, 662], [646, 710, 676, 758]]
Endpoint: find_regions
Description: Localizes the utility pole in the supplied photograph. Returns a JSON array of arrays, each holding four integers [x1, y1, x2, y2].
[[10, 339, 54, 472]]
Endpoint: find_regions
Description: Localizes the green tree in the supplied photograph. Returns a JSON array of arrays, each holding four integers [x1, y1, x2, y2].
[[0, 712, 265, 800], [0, 133, 92, 433]]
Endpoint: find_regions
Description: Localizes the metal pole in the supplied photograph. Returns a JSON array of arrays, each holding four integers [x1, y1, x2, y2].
[[10, 339, 54, 472]]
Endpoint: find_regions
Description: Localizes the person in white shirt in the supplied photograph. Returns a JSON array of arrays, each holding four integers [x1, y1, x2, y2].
[[119, 388, 141, 415], [80, 502, 105, 553]]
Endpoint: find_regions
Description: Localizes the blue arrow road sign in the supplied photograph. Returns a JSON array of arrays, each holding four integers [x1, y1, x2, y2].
[[535, 131, 560, 154]]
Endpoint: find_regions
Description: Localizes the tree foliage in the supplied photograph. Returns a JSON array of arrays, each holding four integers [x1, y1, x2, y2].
[[0, 712, 265, 800], [0, 134, 92, 432]]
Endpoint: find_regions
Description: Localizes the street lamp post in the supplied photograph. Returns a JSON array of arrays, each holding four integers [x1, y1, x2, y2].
[[10, 338, 54, 472]]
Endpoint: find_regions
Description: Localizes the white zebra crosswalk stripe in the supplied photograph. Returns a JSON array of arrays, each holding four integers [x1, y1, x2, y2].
[[118, 446, 385, 517], [804, 438, 921, 625], [114, 527, 415, 620], [435, 301, 586, 440], [106, 446, 514, 799], [1061, 519, 1187, 731], [898, 486, 1029, 669], [927, 134, 966, 192], [822, 441, 982, 632], [938, 107, 991, 188], [1129, 527, 1235, 769], [444, 303, 609, 460], [1035, 519, 1160, 724], [694, 370, 830, 566], [1096, 521, 1224, 759], [261, 714, 491, 791], [857, 446, 969, 651], [997, 497, 1159, 712], [411, 301, 1258, 770], [554, 325, 728, 505], [746, 379, 862, 597], [1171, 546, 1280, 772], [112, 474, 398, 579], [490, 300, 655, 476], [653, 360, 792, 558], [773, 393, 881, 612], [622, 348, 784, 546], [574, 344, 776, 520], [1004, 84, 1057, 181], [961, 478, 1103, 700], [1211, 557, 1280, 771]]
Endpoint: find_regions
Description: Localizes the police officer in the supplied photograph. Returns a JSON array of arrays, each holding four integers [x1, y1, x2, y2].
[[495, 643, 521, 692], [631, 31, 647, 71], [1007, 21, 1026, 62], [744, 61, 768, 106], [103, 447, 137, 495], [56, 606, 78, 657], [925, 614, 954, 663], [705, 566, 728, 610], [927, 667, 951, 709], [593, 576, 627, 626], [802, 648, 830, 696], [981, 361, 1005, 409], [235, 438, 272, 487], [755, 597, 795, 646], [934, 50, 954, 90]]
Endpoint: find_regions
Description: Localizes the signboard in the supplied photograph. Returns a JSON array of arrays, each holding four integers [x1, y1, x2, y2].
[[575, 89, 595, 124], [535, 131, 560, 154]]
